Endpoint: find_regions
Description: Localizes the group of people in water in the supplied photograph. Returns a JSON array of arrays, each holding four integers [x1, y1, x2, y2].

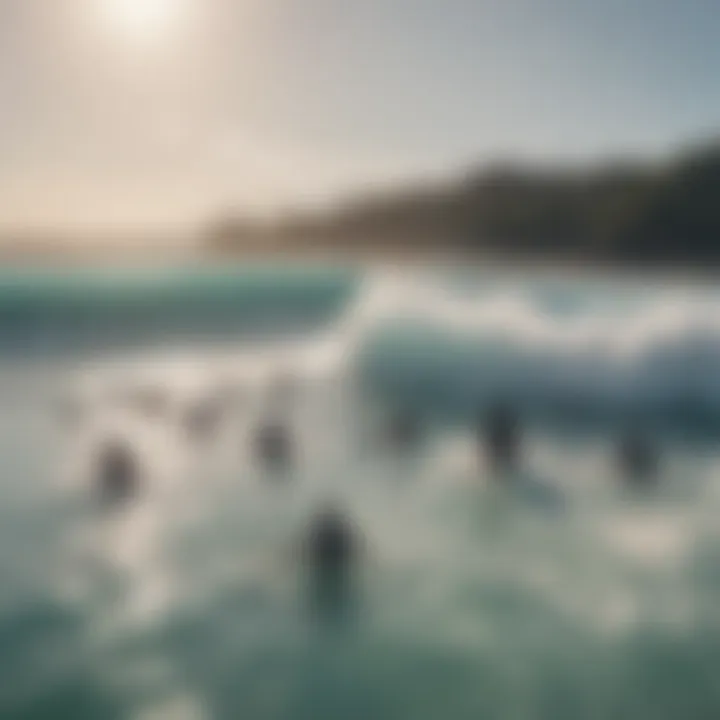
[[51, 361, 667, 627], [386, 401, 659, 484], [486, 403, 659, 485], [63, 367, 660, 495], [76, 381, 661, 611], [86, 394, 296, 504]]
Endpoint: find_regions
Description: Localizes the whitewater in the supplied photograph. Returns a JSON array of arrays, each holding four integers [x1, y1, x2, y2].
[[2, 262, 720, 719]]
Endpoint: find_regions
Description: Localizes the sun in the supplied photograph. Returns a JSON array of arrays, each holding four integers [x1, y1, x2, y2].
[[102, 0, 185, 41]]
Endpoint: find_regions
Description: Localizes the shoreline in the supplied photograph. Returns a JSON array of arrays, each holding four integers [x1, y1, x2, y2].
[[1, 245, 719, 286]]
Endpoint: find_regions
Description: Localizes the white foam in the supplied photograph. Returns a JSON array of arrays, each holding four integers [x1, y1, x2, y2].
[[336, 270, 720, 415]]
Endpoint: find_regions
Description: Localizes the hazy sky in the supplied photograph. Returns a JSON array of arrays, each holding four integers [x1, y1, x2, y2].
[[0, 0, 718, 233]]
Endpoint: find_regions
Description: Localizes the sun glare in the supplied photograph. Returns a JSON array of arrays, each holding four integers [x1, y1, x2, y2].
[[102, 0, 185, 41]]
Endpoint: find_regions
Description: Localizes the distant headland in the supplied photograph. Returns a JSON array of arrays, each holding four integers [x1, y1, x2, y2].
[[0, 137, 718, 268], [206, 137, 720, 268]]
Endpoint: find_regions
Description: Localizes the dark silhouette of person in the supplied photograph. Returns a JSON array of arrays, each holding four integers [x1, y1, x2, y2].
[[305, 505, 359, 622], [308, 506, 356, 574], [386, 409, 423, 451], [617, 431, 658, 486], [255, 420, 293, 469], [481, 402, 522, 472], [96, 442, 140, 507]]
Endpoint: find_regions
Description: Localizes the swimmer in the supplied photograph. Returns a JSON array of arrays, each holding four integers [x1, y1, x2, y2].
[[481, 402, 522, 472], [307, 506, 357, 574], [95, 442, 140, 507], [304, 504, 361, 622], [386, 409, 423, 451], [617, 431, 658, 486], [255, 420, 293, 469]]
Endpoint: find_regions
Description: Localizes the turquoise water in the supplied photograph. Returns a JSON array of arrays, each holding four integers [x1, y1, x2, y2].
[[2, 263, 720, 719]]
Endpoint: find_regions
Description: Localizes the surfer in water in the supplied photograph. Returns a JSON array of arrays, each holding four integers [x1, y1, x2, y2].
[[617, 431, 658, 486], [95, 441, 140, 507], [386, 408, 423, 452], [255, 419, 294, 470], [479, 402, 567, 509], [480, 401, 522, 472], [304, 504, 360, 622]]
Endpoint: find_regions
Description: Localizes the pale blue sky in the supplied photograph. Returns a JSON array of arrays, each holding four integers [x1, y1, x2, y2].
[[0, 0, 718, 232]]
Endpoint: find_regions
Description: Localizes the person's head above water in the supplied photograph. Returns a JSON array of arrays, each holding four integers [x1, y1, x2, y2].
[[618, 431, 658, 484], [95, 441, 140, 506], [386, 408, 422, 449], [306, 503, 358, 573], [303, 503, 363, 623], [484, 401, 519, 429], [255, 419, 293, 467], [480, 400, 522, 470]]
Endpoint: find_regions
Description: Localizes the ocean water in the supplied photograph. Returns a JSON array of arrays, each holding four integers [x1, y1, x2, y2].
[[2, 263, 720, 719]]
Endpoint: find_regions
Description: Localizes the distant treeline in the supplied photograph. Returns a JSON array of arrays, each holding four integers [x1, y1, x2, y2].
[[207, 139, 720, 264]]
